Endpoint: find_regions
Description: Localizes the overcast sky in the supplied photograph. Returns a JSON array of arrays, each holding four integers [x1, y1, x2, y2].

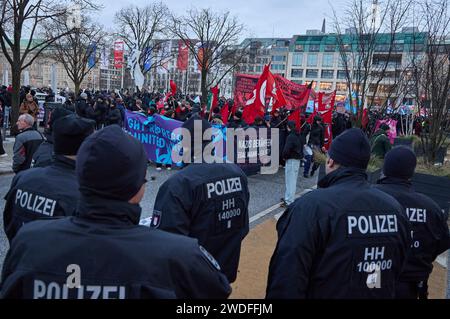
[[95, 0, 348, 42]]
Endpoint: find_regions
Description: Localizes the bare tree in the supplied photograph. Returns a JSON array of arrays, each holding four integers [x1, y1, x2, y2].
[[0, 0, 97, 125], [115, 3, 171, 77], [332, 0, 412, 127], [45, 15, 107, 94], [170, 8, 247, 103], [411, 0, 450, 164]]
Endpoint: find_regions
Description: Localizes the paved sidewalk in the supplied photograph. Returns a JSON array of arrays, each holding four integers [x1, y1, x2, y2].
[[0, 137, 14, 175]]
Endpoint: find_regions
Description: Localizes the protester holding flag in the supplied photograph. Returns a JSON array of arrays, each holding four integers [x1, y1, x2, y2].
[[281, 121, 305, 208], [304, 115, 325, 177], [227, 110, 246, 129]]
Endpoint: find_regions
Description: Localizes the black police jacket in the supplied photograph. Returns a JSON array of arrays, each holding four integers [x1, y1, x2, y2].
[[3, 155, 79, 243], [282, 131, 305, 160], [32, 131, 54, 168], [153, 163, 250, 283], [375, 177, 450, 282], [266, 167, 411, 299], [0, 195, 231, 299]]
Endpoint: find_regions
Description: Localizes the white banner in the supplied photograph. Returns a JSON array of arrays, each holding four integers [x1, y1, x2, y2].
[[128, 40, 145, 90], [100, 47, 109, 69]]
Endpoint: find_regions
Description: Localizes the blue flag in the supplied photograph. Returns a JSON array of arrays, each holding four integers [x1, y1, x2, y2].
[[144, 47, 152, 72], [87, 43, 96, 68]]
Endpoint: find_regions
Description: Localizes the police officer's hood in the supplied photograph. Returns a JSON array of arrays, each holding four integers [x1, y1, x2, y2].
[[318, 166, 368, 189], [76, 125, 148, 225]]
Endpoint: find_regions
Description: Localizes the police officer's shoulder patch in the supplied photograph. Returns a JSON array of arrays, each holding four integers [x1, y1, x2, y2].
[[199, 245, 221, 271], [151, 210, 162, 228]]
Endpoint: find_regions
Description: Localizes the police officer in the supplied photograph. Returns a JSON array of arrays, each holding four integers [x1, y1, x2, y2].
[[375, 146, 450, 299], [152, 114, 250, 283], [3, 114, 95, 242], [32, 106, 73, 167], [0, 125, 231, 299], [266, 128, 411, 299]]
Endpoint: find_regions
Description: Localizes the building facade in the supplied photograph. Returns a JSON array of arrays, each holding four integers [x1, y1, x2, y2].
[[286, 29, 428, 106]]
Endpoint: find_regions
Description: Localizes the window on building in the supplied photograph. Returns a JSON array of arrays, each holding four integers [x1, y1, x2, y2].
[[306, 69, 318, 78], [291, 68, 303, 78], [272, 55, 286, 62], [292, 80, 303, 84], [375, 44, 390, 52], [256, 65, 262, 72], [394, 44, 404, 52], [292, 53, 303, 66], [411, 44, 425, 52], [338, 55, 348, 67], [272, 64, 285, 71], [319, 82, 333, 91], [295, 44, 304, 52], [322, 53, 334, 67], [324, 45, 336, 52], [321, 70, 334, 79], [309, 44, 320, 52], [336, 82, 348, 91], [337, 70, 347, 79], [307, 54, 318, 67]]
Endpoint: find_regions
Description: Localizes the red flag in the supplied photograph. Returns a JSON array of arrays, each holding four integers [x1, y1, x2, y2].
[[177, 41, 189, 71], [220, 104, 229, 125], [198, 47, 206, 71], [242, 64, 277, 124], [319, 109, 333, 150], [361, 108, 369, 128], [270, 79, 288, 114], [208, 85, 220, 121], [288, 81, 313, 129], [170, 80, 177, 96], [318, 91, 337, 112]]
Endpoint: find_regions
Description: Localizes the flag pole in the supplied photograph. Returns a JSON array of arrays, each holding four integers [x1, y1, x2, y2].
[[120, 65, 124, 89]]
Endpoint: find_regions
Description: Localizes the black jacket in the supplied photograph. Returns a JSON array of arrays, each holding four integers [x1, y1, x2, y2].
[[308, 122, 324, 147], [3, 155, 80, 242], [75, 99, 96, 120], [106, 108, 122, 126], [375, 177, 450, 282], [0, 195, 231, 299], [266, 167, 411, 299], [282, 130, 304, 160], [32, 131, 54, 167], [332, 114, 347, 138], [153, 163, 250, 283]]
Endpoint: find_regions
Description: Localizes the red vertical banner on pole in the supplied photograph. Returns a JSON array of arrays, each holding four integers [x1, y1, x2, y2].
[[177, 40, 189, 71], [114, 40, 124, 69]]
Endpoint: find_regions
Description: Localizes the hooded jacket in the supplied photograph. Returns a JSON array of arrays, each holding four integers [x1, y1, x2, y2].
[[375, 176, 450, 282], [0, 194, 231, 299], [267, 167, 411, 299]]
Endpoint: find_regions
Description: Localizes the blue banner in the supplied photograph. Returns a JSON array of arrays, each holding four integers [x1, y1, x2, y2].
[[125, 110, 273, 175], [87, 43, 97, 68]]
